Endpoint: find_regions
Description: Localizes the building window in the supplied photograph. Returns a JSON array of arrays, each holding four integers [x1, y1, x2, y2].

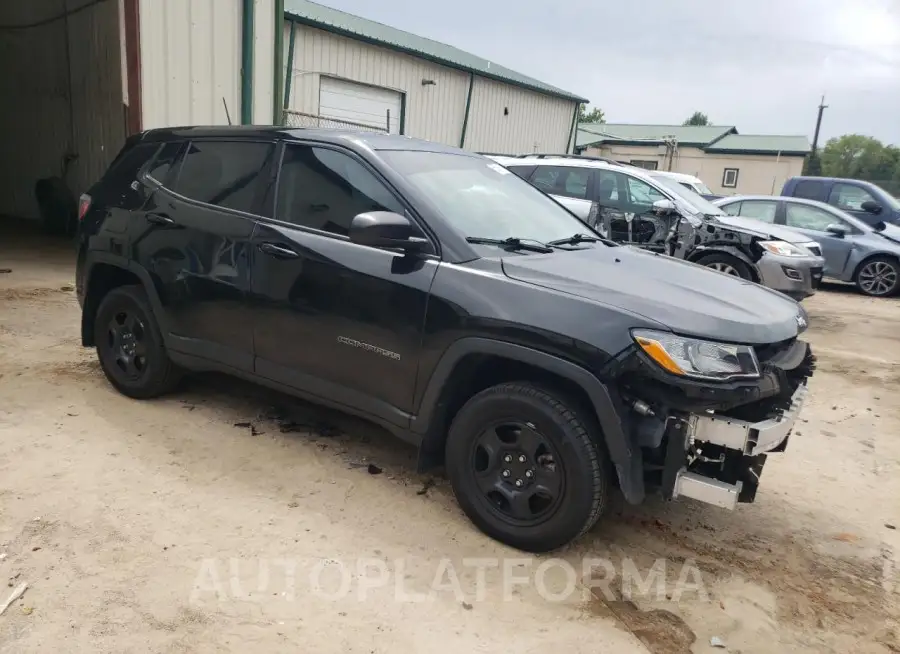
[[629, 159, 658, 170], [722, 168, 739, 188]]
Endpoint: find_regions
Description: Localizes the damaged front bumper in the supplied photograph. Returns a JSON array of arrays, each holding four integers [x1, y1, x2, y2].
[[670, 382, 808, 509], [617, 338, 815, 510]]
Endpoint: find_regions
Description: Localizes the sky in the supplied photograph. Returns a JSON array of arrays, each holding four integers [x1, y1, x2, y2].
[[319, 0, 900, 145]]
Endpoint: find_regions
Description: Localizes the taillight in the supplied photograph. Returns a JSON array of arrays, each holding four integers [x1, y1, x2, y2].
[[78, 194, 91, 221]]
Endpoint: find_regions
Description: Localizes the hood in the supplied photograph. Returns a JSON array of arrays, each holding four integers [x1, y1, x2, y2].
[[874, 222, 900, 247], [713, 215, 812, 244], [501, 246, 805, 345]]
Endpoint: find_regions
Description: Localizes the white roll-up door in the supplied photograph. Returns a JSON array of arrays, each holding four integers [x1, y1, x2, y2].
[[319, 77, 402, 133]]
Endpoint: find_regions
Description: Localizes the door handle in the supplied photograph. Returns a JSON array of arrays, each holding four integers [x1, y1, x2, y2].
[[146, 212, 175, 226], [258, 242, 299, 259]]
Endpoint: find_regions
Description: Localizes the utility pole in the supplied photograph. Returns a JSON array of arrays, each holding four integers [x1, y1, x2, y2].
[[805, 95, 828, 176], [811, 94, 828, 153]]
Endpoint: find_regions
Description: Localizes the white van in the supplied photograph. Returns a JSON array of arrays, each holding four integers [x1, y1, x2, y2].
[[652, 171, 715, 197]]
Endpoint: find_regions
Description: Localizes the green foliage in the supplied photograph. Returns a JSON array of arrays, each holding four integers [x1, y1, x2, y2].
[[578, 104, 605, 124], [683, 111, 710, 126], [820, 134, 900, 182]]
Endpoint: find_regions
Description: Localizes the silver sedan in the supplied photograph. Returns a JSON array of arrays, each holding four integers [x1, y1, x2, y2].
[[714, 195, 900, 297]]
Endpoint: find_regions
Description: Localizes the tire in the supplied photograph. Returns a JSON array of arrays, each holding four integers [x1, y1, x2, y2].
[[445, 382, 609, 553], [694, 252, 754, 280], [93, 285, 181, 398], [854, 256, 900, 297]]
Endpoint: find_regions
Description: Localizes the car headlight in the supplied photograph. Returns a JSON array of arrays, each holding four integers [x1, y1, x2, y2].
[[759, 240, 808, 257], [632, 329, 760, 381]]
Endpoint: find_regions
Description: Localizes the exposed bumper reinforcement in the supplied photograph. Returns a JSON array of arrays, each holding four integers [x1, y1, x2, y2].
[[673, 470, 742, 510], [688, 383, 808, 455]]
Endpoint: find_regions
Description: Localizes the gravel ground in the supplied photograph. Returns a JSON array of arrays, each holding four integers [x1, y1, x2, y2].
[[1, 226, 898, 653]]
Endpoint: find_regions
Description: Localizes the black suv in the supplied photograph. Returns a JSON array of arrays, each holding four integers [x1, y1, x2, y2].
[[76, 127, 815, 552]]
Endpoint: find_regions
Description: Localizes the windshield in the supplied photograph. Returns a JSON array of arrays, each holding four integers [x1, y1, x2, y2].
[[650, 173, 725, 215], [380, 151, 596, 243], [685, 180, 713, 195]]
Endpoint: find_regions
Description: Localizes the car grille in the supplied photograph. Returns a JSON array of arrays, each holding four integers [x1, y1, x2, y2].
[[806, 245, 822, 257]]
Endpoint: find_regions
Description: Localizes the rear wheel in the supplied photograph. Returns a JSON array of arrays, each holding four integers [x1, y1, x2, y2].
[[445, 382, 609, 552], [855, 256, 900, 297], [94, 285, 181, 398], [694, 252, 754, 280]]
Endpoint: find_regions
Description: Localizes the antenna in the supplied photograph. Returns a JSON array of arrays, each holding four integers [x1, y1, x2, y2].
[[222, 97, 233, 126]]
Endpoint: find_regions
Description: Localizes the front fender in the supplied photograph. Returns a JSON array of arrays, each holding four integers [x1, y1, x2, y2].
[[412, 337, 645, 505]]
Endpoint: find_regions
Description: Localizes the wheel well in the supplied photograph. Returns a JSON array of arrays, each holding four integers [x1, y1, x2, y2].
[[419, 354, 596, 468], [852, 253, 900, 282], [81, 264, 142, 346], [687, 248, 760, 283]]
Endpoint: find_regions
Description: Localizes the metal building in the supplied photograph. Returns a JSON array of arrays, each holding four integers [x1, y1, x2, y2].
[[0, 0, 585, 230], [282, 0, 587, 154], [0, 0, 280, 225]]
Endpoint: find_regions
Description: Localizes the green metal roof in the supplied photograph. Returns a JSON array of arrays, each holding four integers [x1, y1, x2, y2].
[[704, 134, 811, 156], [577, 123, 811, 156], [577, 123, 736, 147], [284, 0, 588, 103]]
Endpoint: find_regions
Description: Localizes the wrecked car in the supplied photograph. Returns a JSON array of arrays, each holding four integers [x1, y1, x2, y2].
[[490, 155, 824, 299]]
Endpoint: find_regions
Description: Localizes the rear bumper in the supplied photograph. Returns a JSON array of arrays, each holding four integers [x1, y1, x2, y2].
[[756, 252, 825, 300], [668, 382, 808, 509]]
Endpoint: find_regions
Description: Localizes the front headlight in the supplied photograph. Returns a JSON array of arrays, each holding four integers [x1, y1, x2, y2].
[[759, 240, 808, 257], [632, 329, 760, 381]]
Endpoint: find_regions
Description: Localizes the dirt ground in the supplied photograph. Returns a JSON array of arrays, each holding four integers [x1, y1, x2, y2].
[[1, 225, 898, 654]]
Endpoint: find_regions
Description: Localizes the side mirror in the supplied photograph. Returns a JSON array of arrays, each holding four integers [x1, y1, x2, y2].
[[825, 224, 848, 238], [349, 212, 429, 252], [652, 199, 677, 215], [860, 200, 882, 214]]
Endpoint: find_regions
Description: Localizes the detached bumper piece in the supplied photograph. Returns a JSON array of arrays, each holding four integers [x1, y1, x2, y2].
[[665, 382, 809, 510]]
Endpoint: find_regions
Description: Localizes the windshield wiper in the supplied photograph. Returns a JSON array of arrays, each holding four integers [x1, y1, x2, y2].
[[465, 237, 553, 253], [548, 233, 603, 246]]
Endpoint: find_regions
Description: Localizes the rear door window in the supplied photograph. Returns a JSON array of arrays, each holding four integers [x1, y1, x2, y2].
[[530, 166, 591, 199], [145, 141, 185, 186], [738, 200, 778, 223], [98, 142, 159, 209], [721, 202, 742, 216], [792, 180, 828, 202], [170, 140, 276, 215]]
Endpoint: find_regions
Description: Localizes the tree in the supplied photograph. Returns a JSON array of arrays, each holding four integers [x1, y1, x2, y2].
[[803, 151, 823, 176], [820, 134, 894, 179], [683, 112, 710, 126], [578, 104, 605, 124]]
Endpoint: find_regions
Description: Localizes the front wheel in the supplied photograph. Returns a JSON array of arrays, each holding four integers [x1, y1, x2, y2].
[[855, 256, 900, 297], [445, 382, 609, 552], [694, 252, 754, 280]]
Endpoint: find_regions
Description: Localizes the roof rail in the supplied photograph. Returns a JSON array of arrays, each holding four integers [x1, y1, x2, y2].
[[510, 153, 635, 167]]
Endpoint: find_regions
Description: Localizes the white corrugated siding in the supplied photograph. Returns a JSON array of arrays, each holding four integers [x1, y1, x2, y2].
[[464, 76, 576, 154], [0, 0, 125, 219], [252, 0, 275, 123], [284, 22, 470, 145], [139, 0, 242, 128]]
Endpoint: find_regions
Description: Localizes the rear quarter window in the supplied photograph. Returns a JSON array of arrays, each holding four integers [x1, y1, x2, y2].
[[95, 142, 159, 209]]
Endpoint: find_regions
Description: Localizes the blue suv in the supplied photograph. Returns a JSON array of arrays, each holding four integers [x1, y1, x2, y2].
[[782, 177, 900, 227]]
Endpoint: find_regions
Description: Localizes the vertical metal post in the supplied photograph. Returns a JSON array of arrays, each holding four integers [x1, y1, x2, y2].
[[282, 21, 296, 123], [459, 72, 474, 148], [240, 0, 255, 124], [273, 0, 285, 124], [386, 109, 391, 133]]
